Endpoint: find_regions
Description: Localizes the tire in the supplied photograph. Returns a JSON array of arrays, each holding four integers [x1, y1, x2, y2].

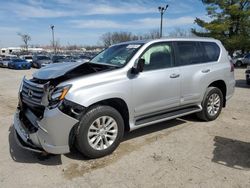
[[236, 61, 242, 67], [247, 79, 250, 85], [196, 87, 223, 121], [76, 105, 124, 159]]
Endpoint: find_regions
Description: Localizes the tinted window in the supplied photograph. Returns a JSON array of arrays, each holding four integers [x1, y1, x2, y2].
[[141, 43, 174, 71], [201, 42, 220, 62], [37, 56, 50, 60], [25, 56, 32, 60], [176, 42, 203, 66]]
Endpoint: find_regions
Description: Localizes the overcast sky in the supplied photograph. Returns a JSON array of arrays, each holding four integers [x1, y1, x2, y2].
[[0, 0, 208, 47]]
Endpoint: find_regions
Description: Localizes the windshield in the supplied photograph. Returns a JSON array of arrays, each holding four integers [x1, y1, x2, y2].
[[90, 43, 142, 67], [37, 56, 50, 60]]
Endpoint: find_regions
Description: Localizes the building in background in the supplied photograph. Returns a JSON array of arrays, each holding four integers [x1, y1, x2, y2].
[[0, 47, 44, 56]]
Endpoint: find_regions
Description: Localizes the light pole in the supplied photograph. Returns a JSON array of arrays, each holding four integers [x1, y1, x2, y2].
[[158, 5, 169, 38], [50, 25, 55, 54]]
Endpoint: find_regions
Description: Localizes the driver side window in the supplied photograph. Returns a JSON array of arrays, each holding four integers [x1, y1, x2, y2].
[[141, 43, 174, 71]]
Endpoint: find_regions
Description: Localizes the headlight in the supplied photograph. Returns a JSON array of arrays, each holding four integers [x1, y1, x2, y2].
[[49, 85, 72, 107]]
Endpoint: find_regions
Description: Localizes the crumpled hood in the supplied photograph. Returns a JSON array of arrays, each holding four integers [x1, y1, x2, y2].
[[33, 61, 84, 80]]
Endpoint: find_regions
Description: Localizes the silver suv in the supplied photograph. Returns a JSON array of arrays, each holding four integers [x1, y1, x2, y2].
[[13, 38, 235, 158]]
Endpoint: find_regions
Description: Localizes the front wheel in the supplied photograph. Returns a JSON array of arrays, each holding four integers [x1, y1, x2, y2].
[[76, 105, 124, 159], [197, 87, 223, 121]]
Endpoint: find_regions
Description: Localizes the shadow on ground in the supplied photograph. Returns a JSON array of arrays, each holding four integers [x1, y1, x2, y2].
[[212, 136, 250, 170], [8, 125, 62, 165], [235, 79, 250, 89], [66, 119, 187, 161], [9, 118, 187, 163]]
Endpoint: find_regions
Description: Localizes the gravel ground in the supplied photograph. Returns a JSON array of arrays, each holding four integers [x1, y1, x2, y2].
[[0, 67, 249, 188]]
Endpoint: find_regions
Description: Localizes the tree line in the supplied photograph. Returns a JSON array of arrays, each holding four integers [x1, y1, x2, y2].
[[192, 0, 250, 55]]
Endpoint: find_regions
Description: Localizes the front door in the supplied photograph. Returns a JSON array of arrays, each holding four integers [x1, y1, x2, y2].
[[132, 42, 181, 117]]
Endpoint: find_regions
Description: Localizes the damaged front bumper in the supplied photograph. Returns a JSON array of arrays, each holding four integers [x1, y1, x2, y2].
[[13, 107, 79, 154]]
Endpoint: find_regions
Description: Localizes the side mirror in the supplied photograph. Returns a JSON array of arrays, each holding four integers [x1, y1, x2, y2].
[[131, 58, 145, 74]]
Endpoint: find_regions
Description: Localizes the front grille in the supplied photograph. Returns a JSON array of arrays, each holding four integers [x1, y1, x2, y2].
[[21, 78, 45, 107]]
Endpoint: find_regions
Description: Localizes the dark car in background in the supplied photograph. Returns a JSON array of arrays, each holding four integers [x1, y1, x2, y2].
[[8, 59, 31, 69], [32, 55, 52, 68], [52, 55, 68, 63]]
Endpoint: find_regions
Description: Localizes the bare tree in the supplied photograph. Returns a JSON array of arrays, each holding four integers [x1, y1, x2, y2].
[[101, 31, 139, 47], [101, 32, 113, 47], [168, 28, 195, 37], [17, 33, 31, 51], [141, 29, 160, 39]]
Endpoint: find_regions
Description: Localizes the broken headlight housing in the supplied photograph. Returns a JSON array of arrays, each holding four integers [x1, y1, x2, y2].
[[48, 85, 72, 108]]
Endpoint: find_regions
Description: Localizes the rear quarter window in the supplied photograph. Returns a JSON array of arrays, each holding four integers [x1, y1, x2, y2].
[[201, 42, 220, 62]]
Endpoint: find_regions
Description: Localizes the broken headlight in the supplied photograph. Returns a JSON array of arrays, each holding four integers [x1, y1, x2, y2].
[[48, 85, 71, 108]]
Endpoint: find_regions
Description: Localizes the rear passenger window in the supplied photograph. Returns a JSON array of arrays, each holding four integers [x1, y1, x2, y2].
[[176, 42, 203, 66], [201, 42, 220, 62]]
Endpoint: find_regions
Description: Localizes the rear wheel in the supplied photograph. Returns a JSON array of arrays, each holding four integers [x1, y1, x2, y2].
[[197, 87, 223, 121], [76, 105, 124, 159], [247, 79, 250, 85]]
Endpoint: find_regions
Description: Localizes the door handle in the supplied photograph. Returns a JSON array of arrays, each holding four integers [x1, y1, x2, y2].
[[202, 69, 210, 73], [170, 73, 180, 78]]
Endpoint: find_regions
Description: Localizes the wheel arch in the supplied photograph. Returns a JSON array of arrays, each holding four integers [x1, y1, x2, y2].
[[208, 80, 227, 107], [68, 97, 130, 151], [86, 98, 130, 132]]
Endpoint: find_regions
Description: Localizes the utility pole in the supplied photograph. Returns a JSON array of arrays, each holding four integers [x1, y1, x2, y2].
[[158, 4, 169, 38], [50, 25, 55, 54]]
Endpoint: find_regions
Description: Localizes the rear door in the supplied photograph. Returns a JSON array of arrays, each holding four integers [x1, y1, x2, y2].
[[174, 41, 220, 106]]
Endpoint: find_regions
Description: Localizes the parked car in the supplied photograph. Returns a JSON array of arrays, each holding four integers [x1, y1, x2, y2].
[[232, 53, 250, 67], [8, 59, 31, 69], [73, 55, 90, 63], [32, 55, 52, 68], [52, 55, 67, 63], [21, 55, 33, 63], [14, 38, 235, 159], [246, 65, 250, 85], [0, 56, 17, 68]]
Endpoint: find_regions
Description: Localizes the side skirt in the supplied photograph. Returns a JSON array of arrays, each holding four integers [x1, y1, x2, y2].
[[134, 105, 202, 129]]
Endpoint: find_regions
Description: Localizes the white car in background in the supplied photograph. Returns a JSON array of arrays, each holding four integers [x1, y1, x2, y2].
[[0, 55, 17, 68], [21, 55, 33, 63], [233, 54, 250, 67]]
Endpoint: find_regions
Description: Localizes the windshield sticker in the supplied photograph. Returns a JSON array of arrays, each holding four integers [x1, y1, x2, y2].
[[126, 44, 141, 49]]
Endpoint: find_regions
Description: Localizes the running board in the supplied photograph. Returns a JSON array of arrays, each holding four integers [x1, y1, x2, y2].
[[135, 106, 202, 127]]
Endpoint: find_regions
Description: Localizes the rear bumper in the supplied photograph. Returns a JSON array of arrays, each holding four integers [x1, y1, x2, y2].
[[13, 107, 79, 154]]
